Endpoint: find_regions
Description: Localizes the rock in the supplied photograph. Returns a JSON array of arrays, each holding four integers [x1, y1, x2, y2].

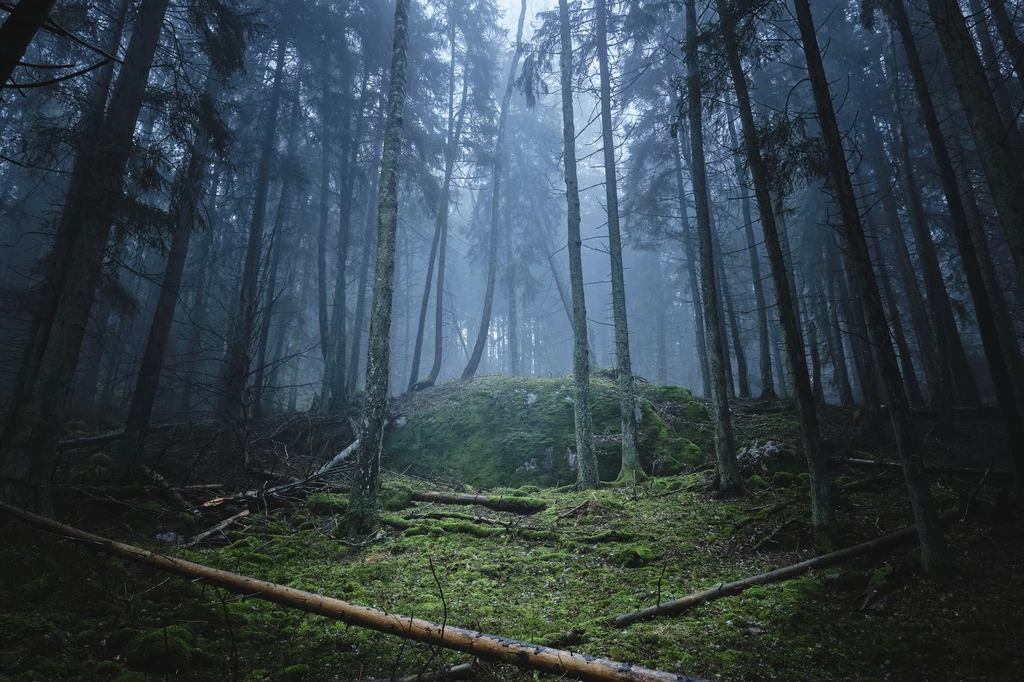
[[154, 532, 182, 545], [525, 393, 539, 407], [737, 440, 805, 477], [87, 452, 113, 469]]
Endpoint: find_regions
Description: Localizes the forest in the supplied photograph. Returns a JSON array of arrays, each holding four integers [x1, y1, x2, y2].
[[0, 0, 1022, 679]]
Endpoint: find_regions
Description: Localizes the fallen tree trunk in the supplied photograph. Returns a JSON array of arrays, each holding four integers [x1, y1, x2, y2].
[[314, 438, 360, 476], [410, 492, 546, 514], [831, 457, 1011, 479], [142, 465, 202, 520], [612, 525, 920, 627], [182, 509, 250, 548], [57, 420, 215, 451], [0, 501, 698, 682]]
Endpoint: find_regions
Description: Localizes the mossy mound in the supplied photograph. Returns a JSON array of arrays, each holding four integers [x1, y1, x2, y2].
[[122, 626, 193, 672], [384, 376, 704, 487]]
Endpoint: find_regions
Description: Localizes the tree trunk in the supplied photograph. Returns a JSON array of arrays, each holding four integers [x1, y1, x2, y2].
[[890, 0, 1024, 500], [826, 273, 854, 407], [713, 224, 748, 398], [922, 0, 1024, 296], [558, 0, 599, 491], [718, 1, 831, 538], [684, 0, 741, 495], [0, 0, 59, 91], [117, 77, 221, 476], [349, 0, 411, 536], [0, 0, 172, 516], [317, 41, 333, 406], [727, 109, 773, 398], [463, 0, 527, 379], [594, 0, 640, 479], [217, 31, 288, 461], [794, 0, 951, 575]]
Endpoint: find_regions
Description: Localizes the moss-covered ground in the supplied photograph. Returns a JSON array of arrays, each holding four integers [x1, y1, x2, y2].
[[1, 384, 1021, 681]]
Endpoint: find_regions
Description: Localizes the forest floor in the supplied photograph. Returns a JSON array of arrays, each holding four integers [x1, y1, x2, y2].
[[1, 384, 1021, 682]]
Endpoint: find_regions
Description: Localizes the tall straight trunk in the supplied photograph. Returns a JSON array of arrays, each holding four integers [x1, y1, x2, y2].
[[349, 0, 411, 536], [684, 0, 741, 495], [558, 0, 598, 490], [317, 42, 333, 401], [727, 111, 773, 398], [594, 0, 640, 478], [989, 0, 1024, 94], [861, 96, 941, 404], [809, 321, 822, 405], [969, 0, 1024, 171], [867, 216, 924, 407], [714, 224, 748, 398], [826, 270, 854, 407], [0, 0, 172, 515], [0, 0, 59, 91], [884, 28, 977, 408], [718, 0, 831, 537], [414, 25, 469, 390], [652, 254, 668, 385], [463, 0, 527, 379], [218, 32, 288, 460], [118, 77, 220, 474], [673, 132, 711, 396], [795, 0, 950, 575], [505, 198, 520, 376], [921, 0, 1024, 293], [888, 0, 1024, 498], [347, 113, 386, 397], [254, 81, 302, 419]]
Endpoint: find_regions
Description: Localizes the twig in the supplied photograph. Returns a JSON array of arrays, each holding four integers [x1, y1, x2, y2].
[[961, 468, 991, 523]]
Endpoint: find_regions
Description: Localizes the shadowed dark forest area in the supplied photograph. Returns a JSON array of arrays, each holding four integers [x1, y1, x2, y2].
[[1, 0, 1023, 680]]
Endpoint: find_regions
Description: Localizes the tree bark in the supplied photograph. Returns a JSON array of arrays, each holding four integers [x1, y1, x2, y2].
[[0, 0, 59, 92], [684, 0, 741, 495], [0, 0, 172, 515], [718, 0, 831, 537], [463, 0, 527, 379], [794, 0, 951, 575], [349, 0, 411, 536]]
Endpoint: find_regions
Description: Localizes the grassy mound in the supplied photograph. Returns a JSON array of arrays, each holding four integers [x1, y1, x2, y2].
[[383, 376, 705, 487]]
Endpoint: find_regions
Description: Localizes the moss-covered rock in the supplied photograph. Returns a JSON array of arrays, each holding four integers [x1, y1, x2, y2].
[[384, 376, 704, 487], [305, 493, 349, 515], [773, 471, 799, 488], [610, 545, 660, 567]]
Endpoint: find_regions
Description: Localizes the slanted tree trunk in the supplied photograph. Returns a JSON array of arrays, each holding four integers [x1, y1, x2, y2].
[[886, 0, 1024, 500], [0, 0, 59, 91], [217, 31, 288, 461], [594, 0, 641, 479], [558, 0, 599, 491], [117, 77, 222, 476], [0, 0, 172, 516], [685, 0, 741, 495], [826, 272, 854, 407], [463, 0, 527, 379], [713, 224, 748, 398], [795, 0, 951, 575], [349, 0, 411, 536], [989, 0, 1024, 95], [921, 0, 1024, 295], [969, 0, 1024, 171], [727, 110, 773, 398], [718, 0, 832, 539]]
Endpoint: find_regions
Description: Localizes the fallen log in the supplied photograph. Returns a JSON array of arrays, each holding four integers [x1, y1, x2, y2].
[[410, 492, 546, 514], [181, 510, 251, 548], [142, 466, 202, 520], [831, 457, 1011, 479], [0, 501, 699, 682], [57, 420, 215, 451], [612, 525, 920, 627], [314, 438, 360, 476]]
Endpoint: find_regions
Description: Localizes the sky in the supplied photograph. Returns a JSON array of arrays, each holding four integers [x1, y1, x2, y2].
[[496, 0, 553, 36]]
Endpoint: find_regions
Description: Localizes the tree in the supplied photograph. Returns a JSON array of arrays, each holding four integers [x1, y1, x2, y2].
[[349, 0, 412, 537], [683, 0, 741, 495], [558, 0, 599, 490]]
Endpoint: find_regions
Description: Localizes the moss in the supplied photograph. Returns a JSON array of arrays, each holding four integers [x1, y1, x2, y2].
[[122, 627, 193, 672], [279, 663, 310, 679], [580, 529, 635, 543], [379, 488, 414, 511], [773, 471, 799, 488], [488, 495, 547, 513], [94, 660, 123, 676], [305, 493, 349, 515], [747, 475, 768, 489], [112, 675, 148, 682], [384, 376, 703, 487], [681, 400, 710, 421], [610, 545, 660, 567]]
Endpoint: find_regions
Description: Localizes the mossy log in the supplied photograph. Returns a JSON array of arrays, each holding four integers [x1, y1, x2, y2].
[[612, 525, 920, 627], [0, 501, 697, 682], [410, 492, 547, 513]]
